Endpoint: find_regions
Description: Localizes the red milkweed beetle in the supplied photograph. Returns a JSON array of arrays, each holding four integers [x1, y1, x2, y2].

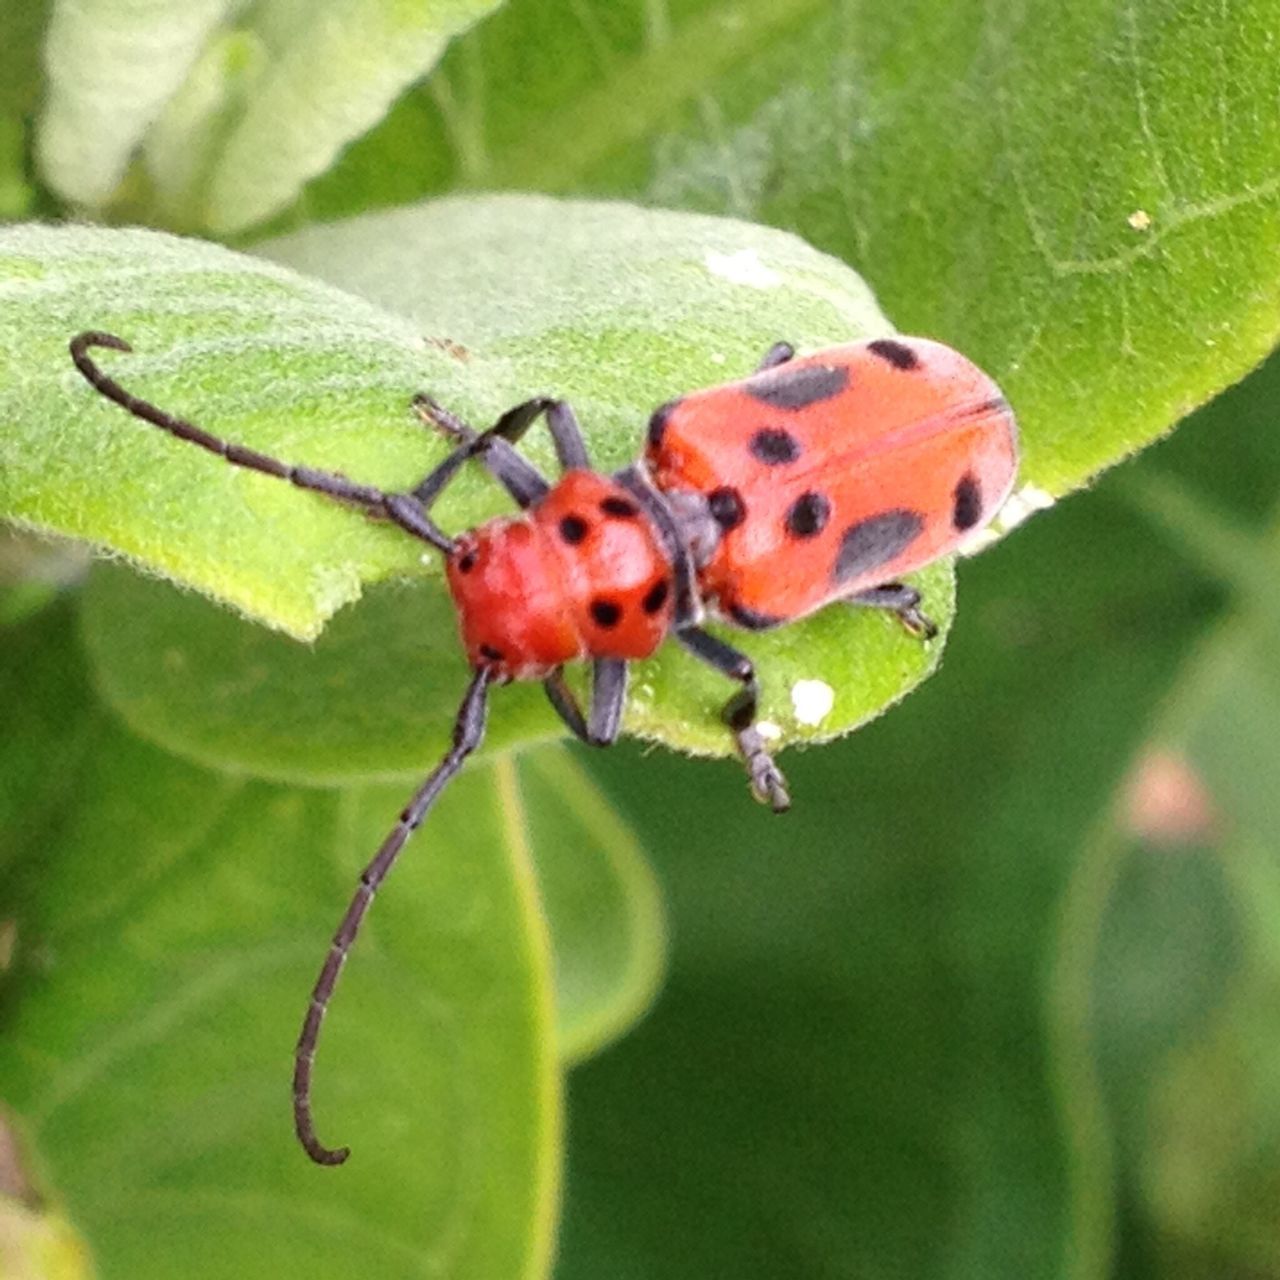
[[69, 330, 1017, 1166]]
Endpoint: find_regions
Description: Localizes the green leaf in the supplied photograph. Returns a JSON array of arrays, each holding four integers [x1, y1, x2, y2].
[[36, 0, 238, 207], [317, 0, 1280, 500], [202, 0, 507, 233], [34, 1, 506, 230], [514, 749, 666, 1064], [1089, 513, 1280, 1278], [79, 565, 560, 783], [1045, 365, 1280, 1279], [6, 202, 948, 761], [0, 221, 443, 639], [0, 2, 51, 219], [142, 27, 271, 228], [0, 603, 561, 1280]]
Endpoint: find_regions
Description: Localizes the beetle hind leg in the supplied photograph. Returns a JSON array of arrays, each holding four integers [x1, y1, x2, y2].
[[847, 582, 938, 640], [676, 626, 790, 812]]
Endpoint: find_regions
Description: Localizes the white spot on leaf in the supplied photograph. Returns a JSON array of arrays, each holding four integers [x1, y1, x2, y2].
[[965, 484, 1058, 550], [790, 679, 834, 726], [756, 720, 783, 742], [704, 248, 781, 289]]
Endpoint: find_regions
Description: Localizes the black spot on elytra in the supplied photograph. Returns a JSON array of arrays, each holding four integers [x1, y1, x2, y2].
[[559, 514, 588, 544], [647, 399, 680, 449], [729, 602, 784, 631], [708, 486, 746, 530], [479, 643, 505, 662], [785, 491, 831, 539], [952, 473, 983, 531], [457, 549, 477, 573], [833, 510, 924, 584], [642, 579, 670, 614], [601, 495, 639, 518], [747, 363, 848, 410], [867, 338, 920, 370], [749, 428, 801, 465], [590, 598, 622, 629]]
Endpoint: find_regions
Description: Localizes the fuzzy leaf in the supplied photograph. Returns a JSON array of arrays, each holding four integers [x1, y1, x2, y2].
[[5, 202, 949, 761]]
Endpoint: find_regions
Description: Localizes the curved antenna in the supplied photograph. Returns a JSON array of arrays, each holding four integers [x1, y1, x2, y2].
[[68, 331, 455, 554], [293, 666, 492, 1165]]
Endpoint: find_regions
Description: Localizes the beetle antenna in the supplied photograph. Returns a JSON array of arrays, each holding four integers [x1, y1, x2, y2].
[[68, 332, 456, 555], [293, 667, 492, 1165]]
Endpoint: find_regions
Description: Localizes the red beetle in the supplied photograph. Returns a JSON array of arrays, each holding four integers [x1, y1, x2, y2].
[[70, 329, 1017, 1165]]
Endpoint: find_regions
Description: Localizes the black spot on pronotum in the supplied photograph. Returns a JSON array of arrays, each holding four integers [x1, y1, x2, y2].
[[952, 472, 983, 531], [747, 363, 848, 410], [642, 579, 670, 614], [785, 491, 831, 539], [867, 338, 920, 370], [647, 399, 680, 449], [600, 496, 639, 518], [833, 510, 924, 584], [708, 486, 746, 530], [590, 598, 622, 629], [479, 643, 505, 662], [749, 428, 801, 465], [729, 602, 783, 631], [559, 514, 588, 544]]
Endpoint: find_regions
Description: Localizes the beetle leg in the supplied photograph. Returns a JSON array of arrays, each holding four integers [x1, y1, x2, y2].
[[676, 627, 790, 812], [847, 582, 938, 640], [755, 341, 795, 372]]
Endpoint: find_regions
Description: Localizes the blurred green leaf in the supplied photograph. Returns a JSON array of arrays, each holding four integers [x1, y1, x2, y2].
[[142, 26, 270, 228], [33, 0, 505, 230], [1050, 391, 1280, 1280], [0, 603, 561, 1280], [1124, 529, 1280, 1277], [0, 601, 99, 879], [79, 566, 558, 782], [202, 0, 507, 233], [1140, 836, 1280, 1280], [317, 0, 1280, 500], [516, 749, 666, 1064], [0, 3, 50, 219], [37, 0, 237, 207], [0, 4, 49, 121]]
